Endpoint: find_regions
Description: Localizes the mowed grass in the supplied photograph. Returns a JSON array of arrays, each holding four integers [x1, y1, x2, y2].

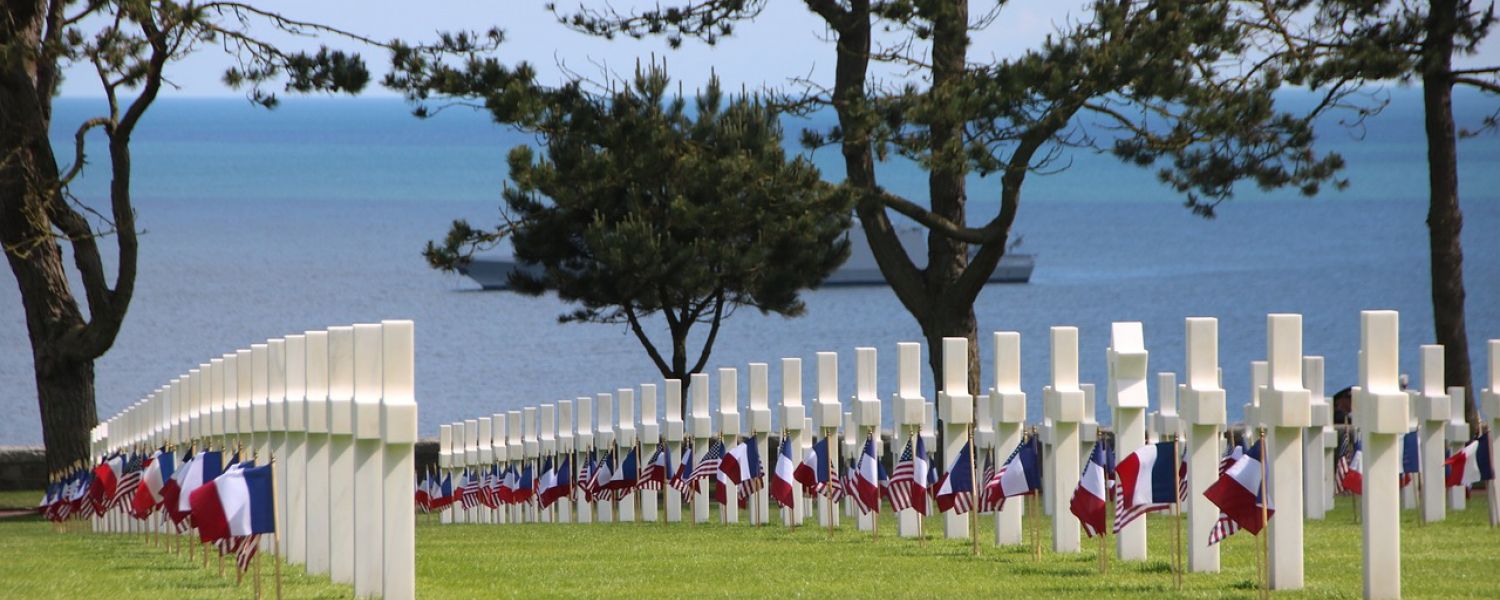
[[0, 499, 351, 599], [3, 490, 1497, 598], [418, 496, 1500, 599]]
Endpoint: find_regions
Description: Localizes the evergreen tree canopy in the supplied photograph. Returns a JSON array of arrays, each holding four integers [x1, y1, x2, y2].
[[419, 64, 852, 384]]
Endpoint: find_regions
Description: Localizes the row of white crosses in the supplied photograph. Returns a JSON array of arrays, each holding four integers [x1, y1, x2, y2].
[[428, 312, 1496, 599], [86, 322, 418, 600]]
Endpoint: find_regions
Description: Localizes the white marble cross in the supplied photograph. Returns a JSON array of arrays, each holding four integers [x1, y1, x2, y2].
[[1108, 322, 1149, 559], [1261, 314, 1311, 590], [938, 337, 974, 540], [990, 332, 1027, 545], [1415, 345, 1450, 523], [1357, 310, 1409, 600]]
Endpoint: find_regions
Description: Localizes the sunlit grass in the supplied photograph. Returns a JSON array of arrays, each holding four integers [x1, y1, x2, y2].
[[3, 491, 1496, 598]]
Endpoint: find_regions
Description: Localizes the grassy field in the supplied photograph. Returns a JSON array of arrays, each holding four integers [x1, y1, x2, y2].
[[3, 490, 1497, 598]]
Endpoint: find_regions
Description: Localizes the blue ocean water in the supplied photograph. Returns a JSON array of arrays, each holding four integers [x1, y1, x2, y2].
[[0, 89, 1496, 443]]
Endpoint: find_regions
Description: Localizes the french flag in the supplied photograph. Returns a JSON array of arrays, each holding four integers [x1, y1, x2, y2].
[[1401, 431, 1421, 487], [432, 473, 454, 509], [770, 437, 798, 509], [1203, 439, 1275, 535], [539, 456, 573, 508], [130, 450, 174, 519], [935, 442, 975, 515], [1071, 442, 1110, 537], [853, 438, 880, 514], [986, 435, 1041, 509], [176, 450, 223, 516], [720, 440, 762, 486], [89, 454, 124, 513], [793, 437, 830, 494], [499, 466, 518, 504], [607, 448, 640, 498], [188, 463, 275, 543], [162, 452, 192, 527], [1341, 440, 1364, 495], [515, 463, 536, 504], [1116, 438, 1182, 531], [1444, 433, 1494, 488], [415, 472, 432, 512]]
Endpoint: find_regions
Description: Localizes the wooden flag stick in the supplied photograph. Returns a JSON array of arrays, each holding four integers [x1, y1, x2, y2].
[[661, 438, 668, 527], [1258, 428, 1270, 600], [1173, 435, 1183, 590], [635, 439, 644, 525], [825, 431, 835, 541], [968, 420, 978, 557]]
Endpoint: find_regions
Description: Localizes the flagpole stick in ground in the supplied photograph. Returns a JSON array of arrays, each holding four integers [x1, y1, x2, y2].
[[1259, 428, 1270, 600], [969, 419, 978, 556], [1173, 434, 1183, 590], [826, 429, 835, 541]]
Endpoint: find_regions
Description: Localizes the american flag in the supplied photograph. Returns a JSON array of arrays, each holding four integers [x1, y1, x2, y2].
[[477, 467, 499, 509], [888, 438, 918, 512], [982, 440, 1027, 512], [1208, 445, 1245, 545], [671, 442, 696, 498], [1334, 432, 1354, 495], [1112, 445, 1187, 534], [111, 454, 143, 510], [978, 453, 1002, 513], [639, 442, 669, 491], [843, 460, 864, 510], [578, 455, 595, 502], [826, 461, 846, 502], [689, 439, 725, 482], [234, 535, 260, 575], [459, 470, 481, 509]]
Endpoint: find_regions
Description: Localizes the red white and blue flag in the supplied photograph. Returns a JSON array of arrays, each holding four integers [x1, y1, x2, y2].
[[176, 450, 223, 518], [432, 472, 455, 510], [1208, 445, 1245, 545], [770, 436, 798, 509], [689, 439, 725, 483], [793, 437, 834, 497], [415, 471, 433, 513], [605, 448, 640, 500], [935, 441, 975, 515], [1071, 441, 1110, 537], [188, 462, 276, 543], [1113, 441, 1185, 533], [1337, 438, 1363, 495], [1203, 439, 1274, 535], [515, 463, 536, 504], [985, 435, 1042, 510], [500, 465, 520, 504], [458, 469, 480, 509], [1444, 432, 1494, 488], [639, 442, 671, 491], [721, 439, 765, 502], [670, 443, 696, 498], [852, 438, 880, 514], [130, 449, 175, 519], [889, 436, 932, 515], [538, 456, 573, 508]]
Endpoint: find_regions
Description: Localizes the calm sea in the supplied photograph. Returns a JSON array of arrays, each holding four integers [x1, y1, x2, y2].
[[1, 89, 1496, 443]]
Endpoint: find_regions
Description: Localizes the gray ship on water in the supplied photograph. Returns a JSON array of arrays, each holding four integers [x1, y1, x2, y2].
[[456, 225, 1034, 290]]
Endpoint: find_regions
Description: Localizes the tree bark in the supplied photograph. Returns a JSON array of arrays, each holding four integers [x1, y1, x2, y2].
[[1422, 0, 1477, 429]]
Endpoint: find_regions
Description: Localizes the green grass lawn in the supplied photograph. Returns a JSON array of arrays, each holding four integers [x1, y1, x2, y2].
[[3, 492, 1496, 598]]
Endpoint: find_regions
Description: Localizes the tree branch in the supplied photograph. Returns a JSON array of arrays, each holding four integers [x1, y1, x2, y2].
[[876, 189, 1005, 244], [1454, 76, 1500, 94], [624, 303, 673, 377], [688, 289, 726, 375]]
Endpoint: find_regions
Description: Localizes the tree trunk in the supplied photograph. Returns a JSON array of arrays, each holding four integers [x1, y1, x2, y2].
[[1422, 0, 1477, 429], [2, 0, 102, 473], [36, 357, 99, 470]]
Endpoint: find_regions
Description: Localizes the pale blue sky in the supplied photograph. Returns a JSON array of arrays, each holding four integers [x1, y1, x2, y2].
[[58, 1, 1500, 99]]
